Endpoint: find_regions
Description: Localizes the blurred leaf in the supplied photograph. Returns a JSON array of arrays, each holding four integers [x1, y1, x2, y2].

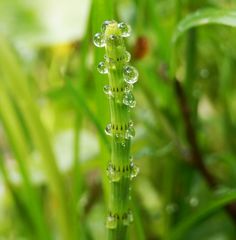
[[0, 0, 92, 46], [173, 8, 236, 42], [169, 191, 236, 240]]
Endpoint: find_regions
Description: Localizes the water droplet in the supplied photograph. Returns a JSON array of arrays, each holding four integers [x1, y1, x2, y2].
[[128, 120, 134, 128], [121, 140, 126, 147], [104, 55, 116, 68], [124, 51, 131, 62], [124, 84, 133, 93], [122, 210, 133, 226], [128, 210, 134, 223], [103, 85, 113, 97], [123, 65, 138, 84], [105, 123, 112, 136], [106, 214, 117, 229], [101, 20, 113, 33], [123, 92, 136, 108], [118, 22, 131, 37], [130, 162, 139, 180], [189, 197, 199, 207], [107, 34, 122, 46], [97, 61, 108, 74], [93, 32, 105, 47], [106, 163, 121, 182], [125, 127, 135, 139], [122, 213, 129, 226], [114, 133, 123, 142]]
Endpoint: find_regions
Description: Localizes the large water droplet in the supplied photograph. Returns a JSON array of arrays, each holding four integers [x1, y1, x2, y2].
[[106, 163, 121, 182], [124, 51, 131, 62], [93, 32, 105, 47], [105, 123, 112, 136], [123, 65, 138, 84], [97, 61, 108, 74], [103, 85, 113, 97], [118, 22, 131, 37], [123, 92, 136, 108], [130, 162, 139, 180], [106, 214, 117, 229]]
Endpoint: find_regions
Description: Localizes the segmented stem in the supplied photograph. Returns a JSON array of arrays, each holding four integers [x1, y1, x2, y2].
[[94, 21, 139, 240]]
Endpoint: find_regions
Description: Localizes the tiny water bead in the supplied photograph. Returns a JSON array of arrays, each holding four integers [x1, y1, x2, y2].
[[123, 92, 136, 108], [118, 22, 131, 37], [122, 211, 133, 226], [103, 85, 113, 97], [97, 61, 108, 74], [106, 214, 118, 229], [93, 32, 105, 48], [105, 123, 112, 136], [128, 120, 134, 128], [114, 133, 126, 144], [123, 65, 139, 84], [130, 162, 139, 180]]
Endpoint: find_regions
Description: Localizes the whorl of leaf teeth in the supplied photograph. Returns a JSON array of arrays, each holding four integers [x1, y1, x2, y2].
[[94, 20, 139, 234]]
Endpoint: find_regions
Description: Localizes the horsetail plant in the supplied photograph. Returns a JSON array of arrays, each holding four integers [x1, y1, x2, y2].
[[94, 20, 139, 240]]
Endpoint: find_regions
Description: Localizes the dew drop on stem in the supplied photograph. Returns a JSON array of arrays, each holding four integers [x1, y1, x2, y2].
[[93, 32, 105, 47], [123, 65, 138, 84], [124, 51, 131, 62], [125, 126, 135, 139], [103, 85, 113, 97], [106, 215, 117, 229], [108, 34, 122, 46], [97, 61, 108, 74], [124, 84, 133, 93], [101, 20, 112, 33], [118, 22, 131, 37], [106, 162, 121, 182], [105, 123, 112, 136], [130, 161, 139, 180], [123, 92, 136, 108]]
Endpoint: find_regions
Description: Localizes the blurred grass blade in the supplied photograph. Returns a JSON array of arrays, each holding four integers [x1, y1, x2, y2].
[[173, 8, 236, 43], [66, 80, 110, 149], [169, 191, 236, 240], [0, 37, 72, 240], [0, 88, 51, 239]]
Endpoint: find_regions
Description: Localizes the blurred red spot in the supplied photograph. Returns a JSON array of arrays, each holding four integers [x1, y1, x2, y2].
[[133, 36, 149, 59]]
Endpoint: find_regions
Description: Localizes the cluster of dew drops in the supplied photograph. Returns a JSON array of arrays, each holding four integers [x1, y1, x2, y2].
[[94, 20, 138, 145], [93, 20, 138, 110]]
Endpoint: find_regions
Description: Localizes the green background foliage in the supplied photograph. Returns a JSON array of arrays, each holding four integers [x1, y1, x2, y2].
[[0, 0, 236, 239]]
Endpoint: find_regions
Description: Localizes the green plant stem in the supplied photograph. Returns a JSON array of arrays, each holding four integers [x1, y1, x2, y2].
[[104, 23, 134, 240]]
